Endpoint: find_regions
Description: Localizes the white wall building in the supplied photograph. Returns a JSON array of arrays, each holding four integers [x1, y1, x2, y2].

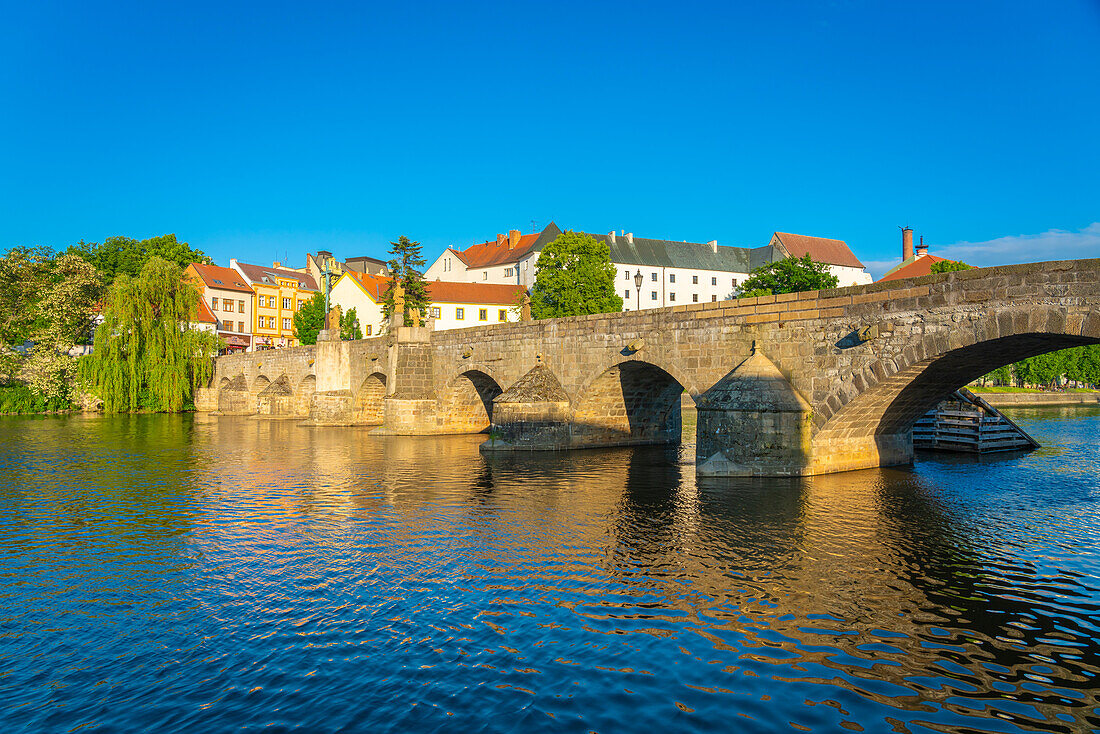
[[425, 224, 873, 310], [185, 263, 255, 352], [329, 271, 526, 334]]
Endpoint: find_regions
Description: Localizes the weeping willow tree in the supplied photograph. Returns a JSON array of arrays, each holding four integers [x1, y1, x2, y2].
[[80, 257, 223, 412]]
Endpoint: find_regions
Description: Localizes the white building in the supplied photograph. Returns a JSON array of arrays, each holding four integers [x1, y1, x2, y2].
[[329, 271, 526, 334], [425, 223, 872, 310], [185, 263, 255, 352]]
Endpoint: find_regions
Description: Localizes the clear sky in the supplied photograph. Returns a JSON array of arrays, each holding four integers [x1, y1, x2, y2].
[[2, 0, 1097, 278]]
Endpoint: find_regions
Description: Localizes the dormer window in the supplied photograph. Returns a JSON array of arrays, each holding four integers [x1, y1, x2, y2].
[[213, 279, 223, 284]]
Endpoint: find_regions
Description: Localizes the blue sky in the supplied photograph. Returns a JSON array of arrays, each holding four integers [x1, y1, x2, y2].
[[2, 0, 1097, 277]]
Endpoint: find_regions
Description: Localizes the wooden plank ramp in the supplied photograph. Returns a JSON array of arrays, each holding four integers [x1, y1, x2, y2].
[[913, 388, 1040, 453]]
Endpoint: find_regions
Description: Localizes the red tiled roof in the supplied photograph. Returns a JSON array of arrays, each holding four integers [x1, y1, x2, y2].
[[345, 271, 525, 306], [194, 298, 218, 324], [877, 254, 949, 282], [188, 263, 253, 293], [448, 232, 542, 268], [773, 232, 865, 269], [233, 261, 319, 291]]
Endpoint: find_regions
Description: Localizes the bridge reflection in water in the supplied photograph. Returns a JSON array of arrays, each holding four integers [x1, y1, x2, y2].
[[2, 411, 1097, 731]]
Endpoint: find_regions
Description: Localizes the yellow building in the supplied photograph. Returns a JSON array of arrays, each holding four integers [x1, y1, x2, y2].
[[230, 259, 319, 349]]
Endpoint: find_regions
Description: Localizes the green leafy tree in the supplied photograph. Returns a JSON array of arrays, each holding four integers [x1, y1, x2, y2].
[[340, 307, 363, 340], [20, 254, 103, 402], [0, 247, 53, 382], [530, 231, 622, 319], [79, 257, 222, 413], [930, 260, 974, 274], [381, 236, 431, 327], [293, 293, 326, 345], [68, 234, 212, 286], [737, 254, 839, 298]]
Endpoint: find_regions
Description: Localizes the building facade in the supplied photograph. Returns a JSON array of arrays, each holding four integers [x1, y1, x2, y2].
[[424, 223, 873, 310], [230, 260, 319, 349], [328, 271, 525, 334], [185, 263, 255, 352], [877, 228, 950, 282]]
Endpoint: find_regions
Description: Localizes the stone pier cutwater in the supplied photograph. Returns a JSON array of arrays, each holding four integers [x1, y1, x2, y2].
[[196, 258, 1100, 476]]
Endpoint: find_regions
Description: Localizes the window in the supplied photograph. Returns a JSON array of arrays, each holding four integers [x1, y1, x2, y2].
[[456, 307, 465, 319], [711, 277, 717, 286], [624, 270, 630, 280], [224, 301, 234, 313], [711, 295, 717, 302], [498, 309, 507, 321], [268, 296, 276, 308], [366, 324, 372, 336], [692, 275, 698, 284], [298, 301, 305, 310], [624, 289, 630, 298], [213, 279, 223, 285], [238, 300, 245, 311], [669, 273, 675, 283], [211, 297, 218, 310], [692, 294, 698, 302], [238, 321, 245, 332], [651, 291, 657, 300], [732, 278, 738, 287], [430, 307, 441, 318], [483, 272, 488, 280], [282, 297, 291, 309], [479, 309, 487, 321], [282, 318, 291, 330], [651, 272, 657, 282], [670, 293, 676, 302], [505, 268, 514, 277]]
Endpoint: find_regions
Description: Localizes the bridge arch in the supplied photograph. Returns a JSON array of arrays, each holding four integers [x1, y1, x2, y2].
[[217, 374, 251, 414], [572, 359, 690, 447], [439, 368, 503, 433], [813, 306, 1099, 469], [356, 371, 387, 424], [295, 374, 317, 416], [251, 374, 271, 396]]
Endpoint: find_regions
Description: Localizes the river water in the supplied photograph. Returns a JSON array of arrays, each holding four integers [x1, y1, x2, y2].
[[1, 408, 1098, 733]]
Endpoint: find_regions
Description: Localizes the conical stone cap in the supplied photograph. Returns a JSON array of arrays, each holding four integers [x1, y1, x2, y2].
[[495, 364, 569, 404], [697, 350, 809, 413]]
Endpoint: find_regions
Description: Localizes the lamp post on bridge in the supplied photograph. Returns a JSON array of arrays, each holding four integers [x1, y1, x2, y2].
[[634, 269, 643, 310]]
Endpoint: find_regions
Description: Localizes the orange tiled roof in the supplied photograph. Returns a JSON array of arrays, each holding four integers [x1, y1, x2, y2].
[[188, 263, 253, 293], [194, 298, 218, 324], [233, 261, 319, 291], [346, 271, 525, 306], [877, 254, 949, 282], [773, 232, 865, 269], [448, 232, 542, 268]]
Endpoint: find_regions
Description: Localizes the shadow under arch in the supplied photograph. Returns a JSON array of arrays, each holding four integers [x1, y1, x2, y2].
[[356, 372, 387, 425], [441, 369, 503, 433], [295, 374, 317, 416], [817, 331, 1100, 448], [572, 360, 691, 448], [217, 374, 250, 413]]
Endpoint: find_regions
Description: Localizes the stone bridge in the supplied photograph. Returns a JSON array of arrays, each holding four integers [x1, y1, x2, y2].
[[197, 258, 1100, 476]]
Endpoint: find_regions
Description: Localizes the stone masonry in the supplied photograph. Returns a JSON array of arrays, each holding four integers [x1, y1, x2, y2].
[[201, 258, 1100, 476]]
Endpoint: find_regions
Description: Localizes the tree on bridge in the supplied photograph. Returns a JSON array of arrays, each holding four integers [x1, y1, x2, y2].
[[382, 236, 431, 327], [293, 293, 326, 345], [530, 231, 622, 319], [736, 254, 838, 298]]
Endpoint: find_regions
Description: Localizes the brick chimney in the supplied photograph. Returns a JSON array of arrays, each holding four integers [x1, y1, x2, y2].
[[901, 227, 914, 261], [916, 235, 928, 257], [608, 231, 616, 244], [508, 229, 520, 249], [625, 232, 634, 245], [273, 261, 282, 268], [496, 233, 506, 245], [707, 239, 718, 254]]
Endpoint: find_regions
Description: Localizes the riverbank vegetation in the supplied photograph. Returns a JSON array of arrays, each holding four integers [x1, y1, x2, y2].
[[1, 235, 218, 414], [979, 345, 1100, 391]]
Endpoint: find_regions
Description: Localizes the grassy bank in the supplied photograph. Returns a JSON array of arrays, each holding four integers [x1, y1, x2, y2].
[[970, 386, 1099, 394], [0, 386, 76, 415]]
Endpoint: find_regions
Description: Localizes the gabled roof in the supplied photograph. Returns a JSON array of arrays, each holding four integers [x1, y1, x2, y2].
[[194, 298, 218, 324], [877, 254, 949, 282], [188, 263, 253, 293], [343, 271, 525, 306], [234, 261, 319, 291], [585, 232, 771, 273], [771, 232, 865, 269], [448, 223, 563, 268]]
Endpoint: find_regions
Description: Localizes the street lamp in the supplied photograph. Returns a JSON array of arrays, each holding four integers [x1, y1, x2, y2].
[[634, 269, 643, 309]]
